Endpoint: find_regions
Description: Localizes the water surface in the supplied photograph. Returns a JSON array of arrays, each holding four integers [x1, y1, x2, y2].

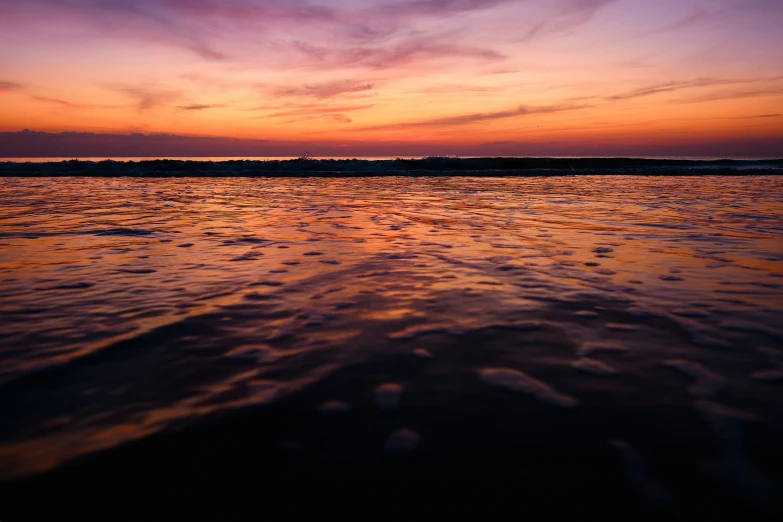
[[1, 176, 782, 520]]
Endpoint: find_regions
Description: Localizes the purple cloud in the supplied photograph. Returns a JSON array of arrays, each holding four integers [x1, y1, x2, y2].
[[513, 0, 619, 42], [177, 104, 225, 111], [0, 0, 510, 66], [274, 81, 375, 99], [379, 0, 512, 16], [675, 88, 783, 104], [335, 38, 505, 69], [607, 76, 783, 101], [112, 86, 183, 112], [0, 80, 23, 92], [263, 104, 375, 118], [362, 103, 589, 130]]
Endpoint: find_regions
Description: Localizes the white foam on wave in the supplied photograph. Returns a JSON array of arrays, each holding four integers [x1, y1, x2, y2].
[[572, 358, 616, 376], [374, 382, 403, 410], [578, 341, 628, 357], [664, 359, 725, 399], [479, 368, 578, 408]]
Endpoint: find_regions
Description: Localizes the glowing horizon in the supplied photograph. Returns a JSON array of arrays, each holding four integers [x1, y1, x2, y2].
[[1, 0, 781, 156]]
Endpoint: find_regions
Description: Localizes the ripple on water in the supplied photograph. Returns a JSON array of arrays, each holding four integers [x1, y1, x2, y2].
[[384, 428, 420, 452], [230, 252, 263, 262], [751, 369, 783, 382], [606, 323, 636, 331], [479, 368, 578, 408], [660, 275, 684, 282], [752, 346, 783, 381], [225, 344, 279, 363], [388, 324, 467, 340], [374, 383, 403, 410], [506, 321, 542, 331], [412, 348, 433, 359], [571, 358, 616, 376], [44, 282, 95, 290], [93, 228, 155, 237], [609, 439, 676, 510], [318, 401, 352, 415], [577, 342, 629, 357], [664, 359, 725, 399]]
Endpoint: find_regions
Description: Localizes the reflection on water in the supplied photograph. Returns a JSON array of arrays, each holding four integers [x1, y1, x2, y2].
[[0, 176, 782, 515]]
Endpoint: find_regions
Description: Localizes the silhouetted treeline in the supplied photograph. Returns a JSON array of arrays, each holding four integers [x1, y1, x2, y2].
[[1, 157, 781, 177]]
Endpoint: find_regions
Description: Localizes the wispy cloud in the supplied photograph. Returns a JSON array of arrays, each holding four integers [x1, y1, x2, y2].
[[362, 103, 589, 130], [514, 0, 619, 42], [335, 37, 505, 69], [557, 0, 618, 28], [607, 78, 741, 101], [291, 40, 328, 61], [29, 96, 84, 108], [379, 0, 512, 17], [0, 0, 511, 67], [641, 10, 711, 37], [112, 86, 182, 112], [704, 113, 781, 120], [675, 88, 783, 104], [0, 80, 23, 92], [606, 76, 783, 101], [264, 104, 375, 118], [408, 84, 500, 94], [177, 104, 225, 111], [0, 81, 106, 109], [274, 80, 374, 99], [285, 31, 505, 70], [0, 1, 336, 61]]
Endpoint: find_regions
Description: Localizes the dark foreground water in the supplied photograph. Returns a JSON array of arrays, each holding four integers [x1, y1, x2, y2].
[[1, 176, 782, 521]]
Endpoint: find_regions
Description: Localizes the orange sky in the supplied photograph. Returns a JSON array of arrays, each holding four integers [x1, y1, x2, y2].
[[0, 0, 781, 156]]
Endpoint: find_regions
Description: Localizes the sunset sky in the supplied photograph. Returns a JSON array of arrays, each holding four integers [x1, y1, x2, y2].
[[0, 0, 781, 157]]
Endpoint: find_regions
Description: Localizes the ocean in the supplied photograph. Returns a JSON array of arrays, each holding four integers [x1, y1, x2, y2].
[[0, 173, 782, 521]]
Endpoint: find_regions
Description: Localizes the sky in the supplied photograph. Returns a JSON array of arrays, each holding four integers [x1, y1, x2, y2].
[[0, 0, 781, 157]]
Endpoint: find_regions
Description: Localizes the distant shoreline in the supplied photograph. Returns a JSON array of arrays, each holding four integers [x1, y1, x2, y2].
[[1, 157, 781, 177]]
